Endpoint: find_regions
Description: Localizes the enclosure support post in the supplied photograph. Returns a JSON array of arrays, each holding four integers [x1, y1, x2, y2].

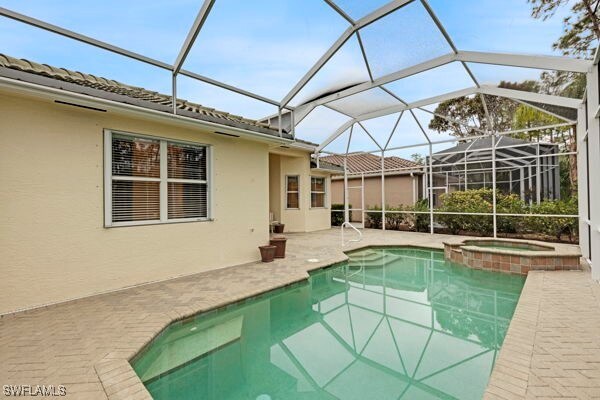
[[464, 151, 468, 190], [584, 59, 599, 279], [492, 135, 497, 238], [429, 143, 434, 234], [412, 173, 417, 204], [553, 151, 560, 199], [381, 150, 386, 231], [576, 104, 590, 263], [528, 165, 533, 205], [361, 173, 365, 226], [535, 142, 542, 204], [171, 73, 177, 114], [278, 107, 282, 138], [445, 171, 449, 193], [520, 167, 525, 201], [423, 167, 427, 198], [344, 157, 349, 224], [291, 110, 295, 139], [576, 103, 589, 261], [542, 155, 547, 200]]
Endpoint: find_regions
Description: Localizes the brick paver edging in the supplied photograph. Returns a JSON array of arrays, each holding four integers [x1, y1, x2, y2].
[[484, 269, 600, 399]]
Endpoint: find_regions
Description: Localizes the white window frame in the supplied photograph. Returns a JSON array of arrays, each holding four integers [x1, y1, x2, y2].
[[310, 176, 328, 209], [104, 129, 212, 227], [285, 175, 300, 210]]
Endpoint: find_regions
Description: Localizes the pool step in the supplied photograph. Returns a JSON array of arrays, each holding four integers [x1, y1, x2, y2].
[[347, 253, 405, 269], [134, 315, 243, 383]]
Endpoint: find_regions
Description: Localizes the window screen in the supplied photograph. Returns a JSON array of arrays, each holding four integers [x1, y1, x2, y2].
[[311, 177, 326, 208], [106, 131, 209, 226], [286, 176, 299, 209]]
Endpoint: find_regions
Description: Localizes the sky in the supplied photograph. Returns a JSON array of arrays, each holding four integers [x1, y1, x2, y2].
[[0, 0, 577, 155]]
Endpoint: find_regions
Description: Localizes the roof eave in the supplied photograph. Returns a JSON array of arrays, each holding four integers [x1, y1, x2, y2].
[[0, 69, 293, 145]]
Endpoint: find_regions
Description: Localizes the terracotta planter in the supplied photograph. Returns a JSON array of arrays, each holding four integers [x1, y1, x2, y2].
[[272, 223, 285, 234], [269, 237, 287, 258], [259, 245, 277, 262]]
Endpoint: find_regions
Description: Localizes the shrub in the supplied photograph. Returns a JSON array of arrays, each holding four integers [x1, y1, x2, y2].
[[496, 193, 527, 233], [526, 198, 578, 241], [404, 199, 431, 233], [331, 203, 351, 226], [365, 206, 382, 229], [437, 189, 493, 235], [385, 205, 405, 230], [433, 188, 577, 242]]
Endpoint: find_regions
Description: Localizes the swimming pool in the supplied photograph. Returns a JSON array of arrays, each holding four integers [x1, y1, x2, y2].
[[132, 247, 525, 400]]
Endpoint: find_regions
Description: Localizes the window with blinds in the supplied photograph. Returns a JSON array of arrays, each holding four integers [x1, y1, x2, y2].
[[105, 131, 210, 226], [286, 176, 299, 209], [311, 176, 326, 208]]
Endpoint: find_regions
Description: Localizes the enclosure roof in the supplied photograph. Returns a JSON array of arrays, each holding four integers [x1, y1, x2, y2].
[[434, 136, 556, 156], [0, 1, 593, 153], [0, 53, 289, 138], [321, 152, 421, 174], [430, 135, 559, 171]]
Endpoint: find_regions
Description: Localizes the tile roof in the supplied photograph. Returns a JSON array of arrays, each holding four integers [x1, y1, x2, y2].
[[320, 152, 422, 175], [0, 54, 289, 138]]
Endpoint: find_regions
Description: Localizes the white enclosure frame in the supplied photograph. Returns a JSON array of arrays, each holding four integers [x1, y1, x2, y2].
[[0, 0, 598, 278]]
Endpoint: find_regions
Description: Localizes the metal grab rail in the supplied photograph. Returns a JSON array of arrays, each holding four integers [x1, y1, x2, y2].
[[341, 221, 362, 246]]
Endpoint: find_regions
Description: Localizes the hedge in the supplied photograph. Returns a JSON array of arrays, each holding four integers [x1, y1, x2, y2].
[[363, 189, 578, 242], [365, 199, 430, 232], [331, 204, 351, 226]]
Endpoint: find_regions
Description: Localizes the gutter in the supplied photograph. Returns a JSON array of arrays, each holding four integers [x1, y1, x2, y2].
[[0, 75, 294, 145], [311, 167, 344, 173], [331, 170, 424, 179]]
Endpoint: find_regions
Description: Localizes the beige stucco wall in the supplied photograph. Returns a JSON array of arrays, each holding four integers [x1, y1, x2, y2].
[[0, 91, 272, 314], [268, 151, 331, 233], [268, 154, 281, 223], [331, 175, 421, 207], [330, 175, 422, 221]]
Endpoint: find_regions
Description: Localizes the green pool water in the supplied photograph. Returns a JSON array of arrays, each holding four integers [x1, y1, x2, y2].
[[132, 247, 525, 400]]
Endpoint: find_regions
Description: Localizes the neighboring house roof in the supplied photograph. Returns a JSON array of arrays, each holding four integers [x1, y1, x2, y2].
[[320, 153, 422, 175], [0, 54, 291, 139]]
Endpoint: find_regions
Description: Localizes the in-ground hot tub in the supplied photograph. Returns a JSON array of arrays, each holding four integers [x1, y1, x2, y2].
[[444, 238, 581, 275]]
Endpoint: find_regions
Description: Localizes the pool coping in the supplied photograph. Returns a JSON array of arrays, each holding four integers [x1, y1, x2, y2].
[[96, 239, 564, 400], [443, 237, 582, 257]]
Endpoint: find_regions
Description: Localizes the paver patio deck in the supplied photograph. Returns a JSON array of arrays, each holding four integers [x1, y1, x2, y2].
[[0, 229, 597, 399]]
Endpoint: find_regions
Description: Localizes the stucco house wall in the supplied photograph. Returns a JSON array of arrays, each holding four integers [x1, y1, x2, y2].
[[0, 91, 274, 314], [269, 152, 331, 233], [330, 174, 422, 220]]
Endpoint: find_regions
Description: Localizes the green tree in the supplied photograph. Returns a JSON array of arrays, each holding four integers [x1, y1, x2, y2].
[[512, 104, 578, 198], [528, 0, 599, 57], [428, 81, 540, 137], [410, 153, 425, 165], [525, 0, 600, 197]]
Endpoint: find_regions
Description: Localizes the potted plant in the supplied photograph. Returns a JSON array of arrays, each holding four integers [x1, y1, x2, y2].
[[259, 245, 277, 262], [273, 223, 285, 234], [269, 236, 287, 258]]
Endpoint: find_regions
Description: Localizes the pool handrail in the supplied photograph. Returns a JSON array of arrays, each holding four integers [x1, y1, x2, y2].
[[341, 221, 362, 247]]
